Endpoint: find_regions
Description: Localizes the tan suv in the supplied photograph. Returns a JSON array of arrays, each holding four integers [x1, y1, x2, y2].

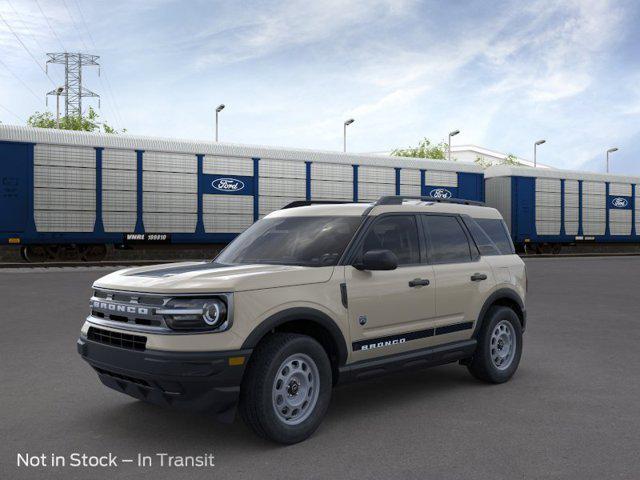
[[78, 196, 527, 444]]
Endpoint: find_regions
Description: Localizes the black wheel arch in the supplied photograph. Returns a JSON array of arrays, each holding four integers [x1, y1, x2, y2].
[[473, 288, 526, 337], [241, 307, 349, 382]]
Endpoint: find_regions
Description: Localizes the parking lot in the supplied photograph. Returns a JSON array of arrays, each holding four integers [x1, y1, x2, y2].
[[1, 256, 639, 480]]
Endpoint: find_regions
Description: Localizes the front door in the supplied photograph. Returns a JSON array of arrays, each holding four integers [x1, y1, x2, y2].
[[345, 214, 436, 361]]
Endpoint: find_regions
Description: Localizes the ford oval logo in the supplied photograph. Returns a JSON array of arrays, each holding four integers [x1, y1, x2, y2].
[[212, 178, 244, 192], [611, 197, 628, 208], [429, 188, 452, 199]]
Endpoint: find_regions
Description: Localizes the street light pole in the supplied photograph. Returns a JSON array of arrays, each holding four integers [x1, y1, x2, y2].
[[534, 139, 546, 167], [215, 104, 225, 142], [343, 118, 354, 152], [448, 129, 460, 161], [606, 147, 618, 173], [55, 87, 64, 128]]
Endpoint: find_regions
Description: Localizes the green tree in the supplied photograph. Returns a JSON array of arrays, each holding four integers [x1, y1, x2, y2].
[[474, 153, 522, 169], [27, 107, 125, 133], [391, 138, 451, 160]]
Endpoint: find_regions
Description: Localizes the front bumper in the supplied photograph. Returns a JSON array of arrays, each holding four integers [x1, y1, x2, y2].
[[77, 336, 251, 423]]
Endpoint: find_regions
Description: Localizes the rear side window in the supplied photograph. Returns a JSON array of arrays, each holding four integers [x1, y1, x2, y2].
[[463, 217, 500, 256], [475, 218, 515, 255], [422, 215, 472, 264], [360, 215, 420, 265]]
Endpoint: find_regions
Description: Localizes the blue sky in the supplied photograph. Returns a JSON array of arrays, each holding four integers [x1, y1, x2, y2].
[[1, 0, 639, 173]]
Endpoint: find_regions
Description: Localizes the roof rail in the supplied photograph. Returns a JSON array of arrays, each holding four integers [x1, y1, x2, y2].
[[373, 195, 485, 207], [281, 200, 358, 210]]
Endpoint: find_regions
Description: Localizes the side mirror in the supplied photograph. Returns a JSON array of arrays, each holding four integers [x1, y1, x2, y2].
[[355, 249, 398, 271]]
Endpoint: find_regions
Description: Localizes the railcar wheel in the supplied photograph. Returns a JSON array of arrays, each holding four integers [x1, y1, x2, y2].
[[22, 245, 49, 263], [80, 244, 107, 262]]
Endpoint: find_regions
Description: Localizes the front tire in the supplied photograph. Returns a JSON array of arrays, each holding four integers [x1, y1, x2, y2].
[[467, 306, 523, 383], [239, 333, 332, 444]]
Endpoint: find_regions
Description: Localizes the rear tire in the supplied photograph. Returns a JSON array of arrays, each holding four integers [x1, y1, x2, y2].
[[467, 306, 522, 383], [239, 333, 332, 444]]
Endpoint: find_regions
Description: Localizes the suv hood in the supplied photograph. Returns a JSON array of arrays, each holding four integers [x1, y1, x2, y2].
[[93, 261, 335, 294]]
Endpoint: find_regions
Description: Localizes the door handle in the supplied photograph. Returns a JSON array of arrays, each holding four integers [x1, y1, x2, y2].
[[471, 273, 488, 282], [409, 278, 430, 287]]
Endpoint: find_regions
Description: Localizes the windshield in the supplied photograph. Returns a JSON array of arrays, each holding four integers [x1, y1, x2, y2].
[[215, 216, 362, 267]]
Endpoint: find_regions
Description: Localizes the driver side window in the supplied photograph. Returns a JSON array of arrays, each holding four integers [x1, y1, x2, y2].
[[360, 215, 420, 265]]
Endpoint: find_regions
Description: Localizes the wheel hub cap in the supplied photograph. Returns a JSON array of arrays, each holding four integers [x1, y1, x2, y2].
[[490, 320, 516, 371], [272, 353, 320, 426]]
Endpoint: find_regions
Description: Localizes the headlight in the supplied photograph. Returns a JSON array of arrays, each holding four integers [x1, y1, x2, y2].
[[158, 297, 230, 332]]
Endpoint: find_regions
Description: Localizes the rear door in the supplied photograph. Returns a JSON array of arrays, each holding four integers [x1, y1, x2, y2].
[[421, 214, 493, 341], [345, 214, 436, 360], [0, 142, 29, 232]]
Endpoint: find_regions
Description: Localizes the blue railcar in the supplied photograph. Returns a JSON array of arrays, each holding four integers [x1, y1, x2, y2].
[[485, 165, 640, 253], [0, 125, 485, 261]]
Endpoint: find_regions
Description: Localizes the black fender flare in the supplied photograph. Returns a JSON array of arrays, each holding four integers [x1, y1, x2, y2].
[[473, 288, 526, 337], [241, 307, 349, 366]]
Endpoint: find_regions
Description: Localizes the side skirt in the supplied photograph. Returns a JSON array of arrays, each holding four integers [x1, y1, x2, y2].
[[337, 339, 477, 384]]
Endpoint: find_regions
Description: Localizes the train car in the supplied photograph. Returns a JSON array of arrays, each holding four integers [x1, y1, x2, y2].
[[485, 165, 640, 253], [0, 125, 485, 261]]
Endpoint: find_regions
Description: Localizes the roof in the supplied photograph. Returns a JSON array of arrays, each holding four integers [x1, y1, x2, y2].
[[484, 164, 640, 184], [451, 144, 553, 169], [0, 124, 483, 173], [267, 200, 502, 219]]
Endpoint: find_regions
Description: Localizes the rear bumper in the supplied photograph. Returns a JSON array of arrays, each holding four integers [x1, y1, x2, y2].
[[77, 336, 251, 423]]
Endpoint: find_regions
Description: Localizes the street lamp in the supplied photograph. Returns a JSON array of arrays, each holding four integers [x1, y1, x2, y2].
[[215, 104, 225, 142], [534, 139, 546, 167], [606, 147, 618, 173], [54, 86, 64, 129], [448, 129, 460, 161], [343, 118, 355, 152]]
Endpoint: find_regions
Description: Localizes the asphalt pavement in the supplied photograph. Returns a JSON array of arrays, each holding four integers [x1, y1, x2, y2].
[[1, 256, 639, 479]]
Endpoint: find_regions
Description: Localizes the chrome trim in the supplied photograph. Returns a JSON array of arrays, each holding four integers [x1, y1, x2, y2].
[[155, 308, 204, 315], [87, 315, 173, 335]]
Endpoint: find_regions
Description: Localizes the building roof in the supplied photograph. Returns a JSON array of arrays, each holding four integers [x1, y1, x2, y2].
[[451, 144, 552, 169], [0, 124, 483, 173]]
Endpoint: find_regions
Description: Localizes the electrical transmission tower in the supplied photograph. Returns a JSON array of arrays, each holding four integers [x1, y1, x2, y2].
[[46, 53, 100, 118]]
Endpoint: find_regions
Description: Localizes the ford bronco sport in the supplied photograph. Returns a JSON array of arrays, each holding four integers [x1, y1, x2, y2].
[[78, 196, 527, 444]]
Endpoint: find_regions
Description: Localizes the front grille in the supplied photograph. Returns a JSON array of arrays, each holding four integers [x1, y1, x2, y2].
[[88, 326, 147, 351], [90, 289, 170, 332]]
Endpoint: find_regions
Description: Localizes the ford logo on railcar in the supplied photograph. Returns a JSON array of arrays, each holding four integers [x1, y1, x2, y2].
[[212, 178, 244, 192], [429, 188, 452, 199], [611, 197, 628, 208]]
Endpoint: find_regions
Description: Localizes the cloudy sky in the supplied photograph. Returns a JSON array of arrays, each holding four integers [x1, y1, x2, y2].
[[0, 0, 639, 173]]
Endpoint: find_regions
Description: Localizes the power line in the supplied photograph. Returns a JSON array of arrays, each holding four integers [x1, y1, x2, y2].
[[0, 11, 56, 87], [61, 0, 89, 51], [34, 0, 66, 52], [5, 0, 64, 85], [71, 0, 96, 48], [0, 102, 25, 122], [70, 0, 125, 129], [6, 0, 46, 54], [0, 57, 42, 101]]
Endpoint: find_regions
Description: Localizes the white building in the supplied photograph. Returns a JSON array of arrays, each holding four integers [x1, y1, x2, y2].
[[366, 145, 552, 169], [450, 145, 552, 169]]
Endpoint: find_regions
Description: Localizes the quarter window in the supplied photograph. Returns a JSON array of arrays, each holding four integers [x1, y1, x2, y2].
[[422, 215, 472, 264], [360, 215, 420, 265], [475, 218, 515, 255], [463, 217, 500, 256]]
